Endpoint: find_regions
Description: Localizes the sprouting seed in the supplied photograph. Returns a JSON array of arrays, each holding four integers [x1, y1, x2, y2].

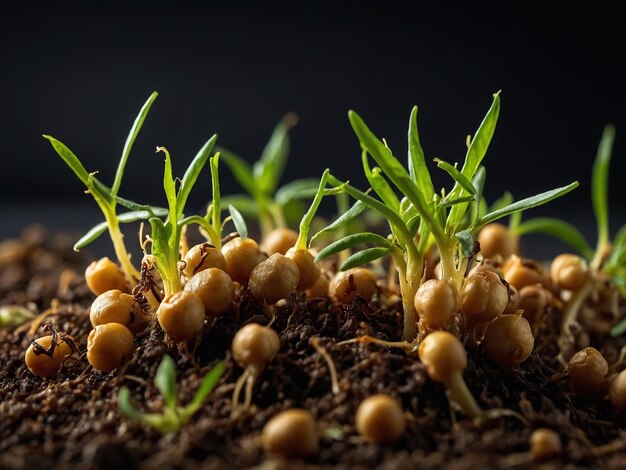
[[221, 237, 267, 285], [550, 253, 589, 292], [25, 333, 76, 377], [567, 347, 608, 394], [231, 323, 280, 417], [184, 267, 235, 318], [181, 243, 227, 280], [414, 279, 460, 334], [477, 223, 518, 261], [248, 253, 300, 304], [482, 313, 534, 368], [261, 227, 299, 256], [89, 289, 148, 333]]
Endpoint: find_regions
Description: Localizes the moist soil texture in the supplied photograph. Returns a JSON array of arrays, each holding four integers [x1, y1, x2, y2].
[[1, 225, 626, 470]]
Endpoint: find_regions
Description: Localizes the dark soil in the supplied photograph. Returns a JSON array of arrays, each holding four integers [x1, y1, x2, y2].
[[2, 225, 626, 470]]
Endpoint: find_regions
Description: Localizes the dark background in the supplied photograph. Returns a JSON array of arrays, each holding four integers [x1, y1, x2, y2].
[[1, 1, 625, 258]]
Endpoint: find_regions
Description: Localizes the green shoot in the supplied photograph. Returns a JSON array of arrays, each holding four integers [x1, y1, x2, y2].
[[118, 355, 224, 434], [219, 114, 320, 237], [315, 93, 578, 342], [0, 305, 36, 328], [44, 91, 159, 285]]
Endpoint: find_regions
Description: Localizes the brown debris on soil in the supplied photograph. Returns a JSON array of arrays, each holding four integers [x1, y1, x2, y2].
[[2, 226, 626, 470]]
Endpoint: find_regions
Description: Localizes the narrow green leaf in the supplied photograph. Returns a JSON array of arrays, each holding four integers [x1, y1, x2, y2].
[[177, 134, 218, 218], [447, 92, 501, 227], [118, 387, 145, 421], [228, 205, 248, 239], [156, 147, 178, 222], [489, 191, 514, 213], [209, 154, 221, 242], [315, 232, 393, 262], [275, 178, 320, 205], [74, 221, 108, 251], [455, 230, 475, 257], [362, 151, 400, 212], [218, 148, 257, 196], [43, 135, 112, 204], [326, 174, 412, 248], [407, 214, 421, 237], [348, 110, 443, 241], [256, 114, 297, 194], [606, 224, 626, 272], [474, 182, 579, 230], [118, 387, 176, 433], [469, 166, 486, 225], [435, 158, 476, 195], [407, 106, 434, 200], [514, 217, 594, 260], [340, 247, 391, 270], [154, 356, 178, 411], [310, 199, 367, 244], [439, 195, 475, 209], [112, 91, 159, 197], [182, 362, 224, 418], [178, 215, 220, 246], [592, 125, 615, 252]]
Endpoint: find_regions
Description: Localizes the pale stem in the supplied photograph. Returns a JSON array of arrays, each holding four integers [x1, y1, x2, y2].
[[445, 371, 483, 420], [105, 212, 140, 285], [561, 277, 594, 337], [397, 254, 422, 342]]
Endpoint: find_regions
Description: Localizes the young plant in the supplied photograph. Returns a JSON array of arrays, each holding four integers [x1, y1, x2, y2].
[[118, 355, 224, 434], [44, 92, 164, 285], [315, 93, 578, 341], [219, 114, 320, 237], [511, 126, 626, 336], [136, 144, 247, 297]]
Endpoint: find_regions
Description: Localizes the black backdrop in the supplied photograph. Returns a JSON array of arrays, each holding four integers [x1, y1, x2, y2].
[[1, 1, 625, 255]]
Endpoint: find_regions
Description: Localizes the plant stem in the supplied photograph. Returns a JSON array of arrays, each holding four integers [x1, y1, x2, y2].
[[561, 277, 594, 337], [105, 210, 140, 285], [445, 372, 483, 420], [395, 253, 421, 342]]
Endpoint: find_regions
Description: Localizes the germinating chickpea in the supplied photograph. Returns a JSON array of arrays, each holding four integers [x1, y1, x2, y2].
[[231, 323, 281, 416], [85, 257, 128, 296], [502, 255, 547, 291], [329, 267, 377, 304], [355, 394, 406, 444], [550, 253, 589, 291], [181, 243, 227, 279], [418, 331, 482, 419], [414, 279, 460, 328], [157, 291, 206, 341], [261, 409, 319, 458], [461, 271, 508, 325], [477, 223, 517, 260], [609, 370, 626, 412], [482, 313, 534, 368], [567, 347, 608, 394], [530, 428, 562, 462], [89, 289, 145, 333], [25, 334, 75, 377], [518, 284, 552, 325], [248, 254, 300, 304], [221, 237, 267, 284], [285, 247, 321, 291], [305, 270, 331, 299], [262, 227, 299, 256], [184, 268, 235, 317], [232, 323, 281, 375], [87, 323, 134, 372]]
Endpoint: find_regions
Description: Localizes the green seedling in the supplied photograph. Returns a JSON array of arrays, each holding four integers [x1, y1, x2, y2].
[[44, 92, 163, 285], [512, 126, 625, 336], [219, 114, 320, 237], [118, 355, 224, 434], [134, 145, 247, 297], [0, 305, 36, 328], [315, 92, 578, 342]]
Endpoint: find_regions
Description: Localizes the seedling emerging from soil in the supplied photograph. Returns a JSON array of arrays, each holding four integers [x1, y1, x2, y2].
[[44, 92, 164, 286], [316, 93, 578, 341], [513, 126, 626, 339], [219, 114, 320, 237], [118, 355, 224, 434]]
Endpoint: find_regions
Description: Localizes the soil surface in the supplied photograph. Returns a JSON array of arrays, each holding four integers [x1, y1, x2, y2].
[[2, 225, 626, 470]]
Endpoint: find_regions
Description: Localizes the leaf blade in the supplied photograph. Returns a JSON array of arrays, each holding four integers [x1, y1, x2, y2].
[[228, 205, 248, 239], [154, 355, 178, 411], [315, 232, 393, 262], [514, 217, 594, 260], [340, 247, 391, 270], [177, 134, 218, 218]]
